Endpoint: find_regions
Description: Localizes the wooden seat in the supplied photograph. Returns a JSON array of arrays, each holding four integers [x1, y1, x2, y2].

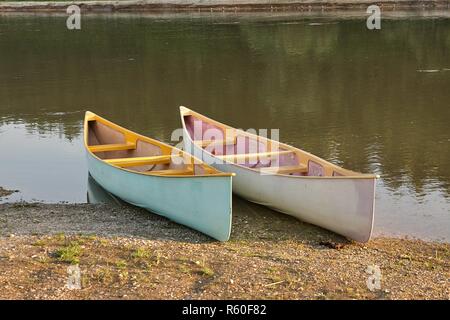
[[194, 137, 236, 148], [144, 168, 193, 176], [215, 150, 293, 162], [89, 142, 135, 153], [260, 164, 308, 174], [105, 155, 171, 167]]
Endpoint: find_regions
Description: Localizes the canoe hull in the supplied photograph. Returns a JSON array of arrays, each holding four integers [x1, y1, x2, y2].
[[86, 152, 233, 241], [183, 134, 375, 242]]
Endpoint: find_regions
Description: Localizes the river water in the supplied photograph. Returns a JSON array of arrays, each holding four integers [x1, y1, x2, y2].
[[0, 12, 449, 241]]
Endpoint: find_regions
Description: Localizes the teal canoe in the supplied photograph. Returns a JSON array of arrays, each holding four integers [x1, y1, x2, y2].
[[84, 111, 234, 241]]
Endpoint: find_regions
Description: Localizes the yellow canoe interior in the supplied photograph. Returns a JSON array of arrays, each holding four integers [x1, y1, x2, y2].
[[84, 111, 232, 177]]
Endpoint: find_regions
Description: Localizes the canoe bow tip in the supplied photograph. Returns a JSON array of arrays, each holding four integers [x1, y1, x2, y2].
[[179, 106, 192, 114], [85, 111, 96, 120]]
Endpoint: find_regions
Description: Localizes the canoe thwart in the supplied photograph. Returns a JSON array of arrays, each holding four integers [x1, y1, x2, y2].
[[194, 138, 236, 148], [259, 164, 308, 174], [215, 150, 294, 162], [144, 168, 193, 176], [88, 142, 136, 153], [105, 155, 172, 167]]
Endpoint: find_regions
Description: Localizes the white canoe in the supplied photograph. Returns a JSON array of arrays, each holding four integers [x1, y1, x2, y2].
[[180, 107, 377, 242], [84, 111, 234, 241]]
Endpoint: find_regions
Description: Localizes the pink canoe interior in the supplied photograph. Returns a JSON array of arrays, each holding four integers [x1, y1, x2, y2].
[[184, 115, 333, 177], [308, 160, 325, 177]]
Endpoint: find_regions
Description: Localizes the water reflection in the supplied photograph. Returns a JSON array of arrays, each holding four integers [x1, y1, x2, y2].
[[87, 174, 123, 206], [0, 13, 449, 241], [0, 122, 87, 203]]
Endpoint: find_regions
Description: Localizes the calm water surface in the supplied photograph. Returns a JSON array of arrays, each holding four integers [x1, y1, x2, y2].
[[0, 12, 449, 241]]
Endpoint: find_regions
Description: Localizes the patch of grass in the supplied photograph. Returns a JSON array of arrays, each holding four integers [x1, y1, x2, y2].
[[118, 270, 129, 284], [54, 232, 66, 242], [37, 255, 50, 264], [98, 238, 109, 246], [115, 259, 127, 269], [178, 264, 192, 274], [131, 247, 150, 260], [266, 266, 279, 274], [54, 242, 81, 265], [94, 267, 113, 284], [265, 266, 284, 285], [75, 235, 96, 244], [399, 254, 412, 261], [83, 235, 98, 241], [32, 239, 48, 247], [424, 261, 436, 271], [154, 251, 163, 265], [81, 274, 90, 288], [200, 266, 214, 277], [267, 275, 283, 283], [195, 260, 214, 277]]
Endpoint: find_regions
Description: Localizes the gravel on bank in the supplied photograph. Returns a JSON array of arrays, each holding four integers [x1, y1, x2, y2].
[[0, 201, 448, 299]]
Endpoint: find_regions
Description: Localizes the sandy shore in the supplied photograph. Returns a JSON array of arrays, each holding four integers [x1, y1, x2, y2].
[[0, 0, 449, 13], [0, 199, 448, 299]]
